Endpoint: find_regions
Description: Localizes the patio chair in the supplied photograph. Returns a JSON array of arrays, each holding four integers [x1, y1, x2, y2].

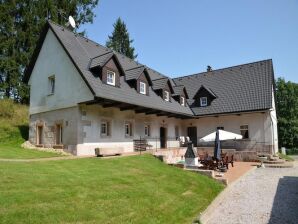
[[223, 154, 234, 169]]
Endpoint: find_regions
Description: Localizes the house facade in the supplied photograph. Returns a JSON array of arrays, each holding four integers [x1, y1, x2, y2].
[[24, 21, 278, 156]]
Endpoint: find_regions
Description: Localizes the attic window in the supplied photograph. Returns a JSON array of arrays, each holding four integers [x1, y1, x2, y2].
[[140, 82, 146, 95], [181, 96, 185, 106], [107, 70, 115, 86], [48, 75, 55, 95], [200, 97, 207, 107], [164, 91, 170, 101]]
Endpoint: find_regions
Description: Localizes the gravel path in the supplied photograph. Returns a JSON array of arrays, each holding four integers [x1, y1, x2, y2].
[[206, 164, 298, 224]]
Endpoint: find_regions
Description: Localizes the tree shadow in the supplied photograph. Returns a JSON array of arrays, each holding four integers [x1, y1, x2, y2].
[[268, 176, 298, 224], [17, 125, 29, 140]]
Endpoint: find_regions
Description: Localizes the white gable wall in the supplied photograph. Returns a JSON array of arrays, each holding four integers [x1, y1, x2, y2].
[[28, 29, 93, 115]]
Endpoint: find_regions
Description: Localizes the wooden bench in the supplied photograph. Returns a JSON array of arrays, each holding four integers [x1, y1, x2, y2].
[[133, 139, 152, 151], [95, 147, 124, 157]]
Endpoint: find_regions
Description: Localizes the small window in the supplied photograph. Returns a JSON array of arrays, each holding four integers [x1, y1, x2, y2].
[[181, 96, 185, 106], [107, 70, 116, 86], [125, 122, 133, 137], [140, 82, 146, 95], [164, 91, 170, 101], [200, 97, 207, 107], [101, 121, 111, 136], [48, 76, 55, 94], [240, 125, 249, 139], [175, 126, 179, 139], [217, 127, 224, 130], [144, 124, 150, 137]]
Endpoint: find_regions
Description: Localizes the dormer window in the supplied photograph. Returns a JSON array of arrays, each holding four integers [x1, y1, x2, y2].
[[164, 91, 170, 101], [107, 70, 116, 86], [181, 96, 185, 106], [200, 97, 207, 107], [140, 81, 146, 94]]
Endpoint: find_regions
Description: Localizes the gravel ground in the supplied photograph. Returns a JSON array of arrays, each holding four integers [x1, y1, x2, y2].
[[207, 163, 298, 224]]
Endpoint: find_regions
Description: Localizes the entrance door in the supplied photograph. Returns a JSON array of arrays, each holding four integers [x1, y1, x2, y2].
[[56, 124, 63, 145], [37, 126, 43, 145], [160, 127, 167, 148], [187, 127, 197, 146]]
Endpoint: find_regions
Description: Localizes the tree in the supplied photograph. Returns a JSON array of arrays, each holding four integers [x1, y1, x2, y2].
[[0, 0, 99, 104], [106, 18, 137, 59], [275, 78, 298, 149]]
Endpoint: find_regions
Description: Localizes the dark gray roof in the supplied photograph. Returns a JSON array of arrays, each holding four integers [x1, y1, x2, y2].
[[173, 60, 274, 116], [89, 51, 113, 69], [194, 85, 217, 99], [25, 21, 274, 118], [173, 85, 189, 98], [125, 66, 145, 81], [45, 22, 193, 116]]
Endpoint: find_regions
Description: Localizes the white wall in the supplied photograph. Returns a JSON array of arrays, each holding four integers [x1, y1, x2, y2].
[[76, 104, 183, 155], [28, 29, 93, 115]]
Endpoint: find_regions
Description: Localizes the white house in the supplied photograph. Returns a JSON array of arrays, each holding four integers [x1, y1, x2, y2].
[[24, 21, 278, 156]]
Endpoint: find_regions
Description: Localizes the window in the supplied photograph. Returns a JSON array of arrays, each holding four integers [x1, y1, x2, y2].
[[200, 97, 207, 107], [101, 121, 111, 136], [48, 76, 55, 94], [145, 124, 150, 137], [240, 125, 249, 139], [140, 82, 146, 95], [217, 127, 224, 130], [125, 122, 133, 137], [175, 126, 179, 139], [107, 70, 115, 86], [181, 96, 185, 106], [164, 90, 170, 101]]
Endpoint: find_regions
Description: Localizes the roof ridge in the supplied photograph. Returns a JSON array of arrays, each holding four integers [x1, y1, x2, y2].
[[174, 59, 273, 80], [91, 51, 113, 60]]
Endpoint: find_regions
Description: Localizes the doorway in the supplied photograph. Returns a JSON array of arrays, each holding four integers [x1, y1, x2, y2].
[[37, 125, 43, 145], [187, 126, 197, 146], [56, 124, 63, 145], [160, 127, 167, 148]]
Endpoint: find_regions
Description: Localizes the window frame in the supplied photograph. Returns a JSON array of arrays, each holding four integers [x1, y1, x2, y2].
[[125, 121, 133, 137], [48, 75, 55, 95], [139, 81, 146, 95], [200, 97, 208, 107], [240, 125, 249, 139], [144, 124, 150, 137], [181, 96, 185, 106], [164, 90, 170, 101], [100, 121, 108, 136], [106, 70, 116, 86]]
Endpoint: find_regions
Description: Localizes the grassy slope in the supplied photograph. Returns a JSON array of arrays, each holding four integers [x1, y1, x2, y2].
[[0, 99, 60, 159], [0, 155, 223, 224]]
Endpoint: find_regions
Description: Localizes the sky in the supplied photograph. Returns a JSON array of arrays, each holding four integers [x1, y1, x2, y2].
[[79, 0, 298, 82]]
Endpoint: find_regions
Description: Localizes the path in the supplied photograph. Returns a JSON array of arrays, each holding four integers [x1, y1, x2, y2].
[[206, 164, 298, 224]]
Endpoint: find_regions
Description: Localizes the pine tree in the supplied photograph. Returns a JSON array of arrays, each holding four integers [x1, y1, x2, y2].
[[0, 0, 99, 103], [106, 18, 137, 59]]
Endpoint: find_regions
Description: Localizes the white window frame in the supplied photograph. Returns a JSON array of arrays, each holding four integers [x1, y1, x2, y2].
[[200, 97, 207, 107], [140, 81, 146, 95], [107, 70, 116, 86], [181, 96, 185, 106], [125, 122, 132, 137], [164, 90, 170, 101], [240, 125, 249, 139], [144, 124, 150, 137], [101, 121, 108, 136], [48, 75, 55, 95]]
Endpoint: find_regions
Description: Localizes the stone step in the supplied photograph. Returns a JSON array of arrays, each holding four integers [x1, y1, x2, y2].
[[264, 162, 294, 168], [263, 159, 285, 164]]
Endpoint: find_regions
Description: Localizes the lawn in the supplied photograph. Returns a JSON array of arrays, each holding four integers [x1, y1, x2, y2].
[[0, 155, 223, 223]]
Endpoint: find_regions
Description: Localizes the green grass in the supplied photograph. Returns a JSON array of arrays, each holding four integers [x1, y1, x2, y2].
[[0, 155, 224, 223], [278, 153, 294, 161], [0, 99, 61, 159]]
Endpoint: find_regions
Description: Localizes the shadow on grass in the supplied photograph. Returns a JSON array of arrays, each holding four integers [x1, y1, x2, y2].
[[268, 176, 298, 224], [17, 125, 29, 141]]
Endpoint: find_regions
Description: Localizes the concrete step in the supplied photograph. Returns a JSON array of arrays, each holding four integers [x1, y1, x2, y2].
[[264, 162, 294, 168]]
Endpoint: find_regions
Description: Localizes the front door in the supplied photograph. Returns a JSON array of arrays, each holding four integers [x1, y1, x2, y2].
[[160, 127, 167, 148], [56, 124, 63, 145], [187, 127, 197, 146]]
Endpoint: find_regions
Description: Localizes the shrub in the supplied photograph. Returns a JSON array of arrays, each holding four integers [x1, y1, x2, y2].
[[0, 99, 15, 118]]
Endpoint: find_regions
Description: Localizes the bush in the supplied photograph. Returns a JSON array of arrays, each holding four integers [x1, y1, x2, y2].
[[0, 99, 15, 118], [286, 148, 298, 155]]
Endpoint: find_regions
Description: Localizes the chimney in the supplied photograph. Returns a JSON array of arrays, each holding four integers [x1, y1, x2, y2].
[[207, 65, 212, 72]]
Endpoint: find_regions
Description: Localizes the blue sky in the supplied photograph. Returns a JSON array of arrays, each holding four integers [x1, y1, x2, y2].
[[79, 0, 298, 82]]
